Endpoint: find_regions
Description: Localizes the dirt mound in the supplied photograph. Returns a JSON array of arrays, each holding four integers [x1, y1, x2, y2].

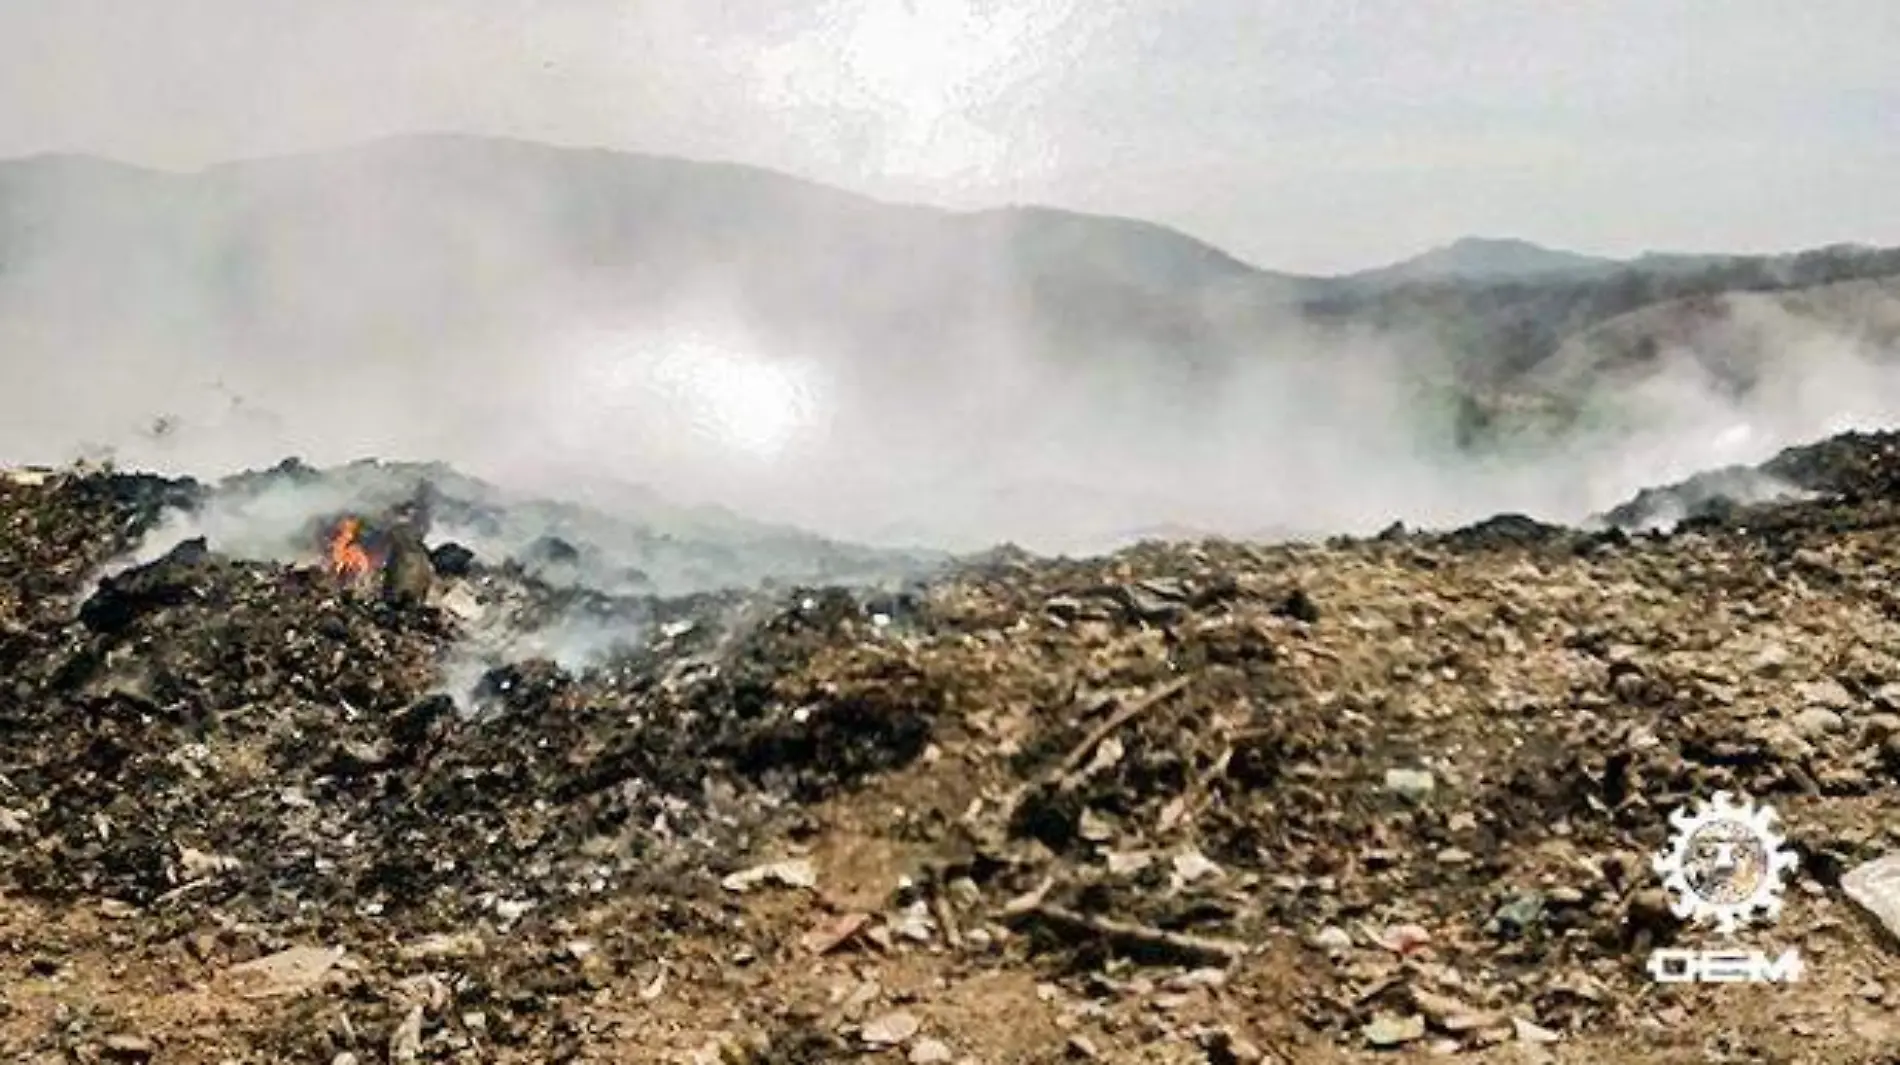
[[1761, 430, 1900, 499], [1590, 430, 1900, 544], [3, 446, 1900, 1062]]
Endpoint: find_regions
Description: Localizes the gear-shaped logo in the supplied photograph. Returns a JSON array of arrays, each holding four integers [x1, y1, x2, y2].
[[1652, 791, 1799, 934]]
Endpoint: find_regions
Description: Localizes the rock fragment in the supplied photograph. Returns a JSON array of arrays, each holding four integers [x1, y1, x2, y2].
[[376, 523, 434, 608], [908, 1037, 954, 1064], [100, 1034, 155, 1061], [1363, 1012, 1426, 1047], [861, 1010, 921, 1047], [1513, 1017, 1561, 1044], [389, 1003, 425, 1064], [1842, 854, 1900, 946], [227, 945, 345, 999], [1383, 768, 1435, 800], [1792, 706, 1845, 738], [721, 858, 818, 893], [801, 911, 871, 955]]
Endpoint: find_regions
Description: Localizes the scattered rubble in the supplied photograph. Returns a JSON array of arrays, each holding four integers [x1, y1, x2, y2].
[[5, 435, 1900, 1061]]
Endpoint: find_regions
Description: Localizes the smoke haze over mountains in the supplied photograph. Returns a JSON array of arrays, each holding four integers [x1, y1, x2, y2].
[[2, 3, 1899, 559], [6, 1, 1898, 272], [3, 135, 1900, 555]]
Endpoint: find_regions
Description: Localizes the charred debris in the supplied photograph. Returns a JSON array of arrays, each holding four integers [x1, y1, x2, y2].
[[2, 437, 1900, 1059]]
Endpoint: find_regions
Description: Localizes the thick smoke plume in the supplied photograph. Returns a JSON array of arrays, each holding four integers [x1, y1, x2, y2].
[[1, 140, 1897, 558], [91, 457, 930, 709]]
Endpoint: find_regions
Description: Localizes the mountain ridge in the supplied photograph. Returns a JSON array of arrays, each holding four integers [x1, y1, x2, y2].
[[3, 135, 1889, 286], [1346, 235, 1619, 285], [7, 133, 1900, 548]]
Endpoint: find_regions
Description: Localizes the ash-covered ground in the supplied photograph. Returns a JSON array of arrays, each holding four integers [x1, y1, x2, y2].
[[3, 437, 1900, 1063]]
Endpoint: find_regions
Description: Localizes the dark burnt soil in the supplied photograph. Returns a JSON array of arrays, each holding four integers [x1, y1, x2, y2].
[[2, 437, 1900, 1063]]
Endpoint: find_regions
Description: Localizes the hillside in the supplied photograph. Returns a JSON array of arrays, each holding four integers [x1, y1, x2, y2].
[[1530, 276, 1900, 398], [0, 135, 1307, 376], [7, 135, 1900, 549], [1314, 242, 1900, 421], [5, 136, 1898, 439]]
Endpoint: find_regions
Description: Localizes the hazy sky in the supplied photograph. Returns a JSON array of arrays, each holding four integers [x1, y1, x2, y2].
[[2, 0, 1897, 273]]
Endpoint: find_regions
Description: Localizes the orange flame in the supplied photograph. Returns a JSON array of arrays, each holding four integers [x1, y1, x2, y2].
[[328, 516, 374, 582]]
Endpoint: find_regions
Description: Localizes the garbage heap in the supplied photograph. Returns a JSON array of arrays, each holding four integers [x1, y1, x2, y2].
[[1, 435, 1899, 1063]]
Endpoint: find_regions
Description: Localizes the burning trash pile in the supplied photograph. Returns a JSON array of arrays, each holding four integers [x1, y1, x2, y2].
[[2, 438, 1900, 1063], [326, 514, 377, 583], [319, 508, 437, 609]]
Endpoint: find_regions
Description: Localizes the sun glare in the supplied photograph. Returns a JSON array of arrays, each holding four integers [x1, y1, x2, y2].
[[646, 338, 819, 459]]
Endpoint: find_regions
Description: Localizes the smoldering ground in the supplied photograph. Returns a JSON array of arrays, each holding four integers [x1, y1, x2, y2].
[[10, 284, 1897, 554], [86, 454, 939, 710]]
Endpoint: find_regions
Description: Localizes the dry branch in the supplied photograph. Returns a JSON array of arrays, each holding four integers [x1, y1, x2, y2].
[[1052, 676, 1192, 789], [1001, 902, 1249, 968]]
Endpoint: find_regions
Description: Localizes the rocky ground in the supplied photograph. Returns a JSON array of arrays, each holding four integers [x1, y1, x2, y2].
[[3, 438, 1900, 1063]]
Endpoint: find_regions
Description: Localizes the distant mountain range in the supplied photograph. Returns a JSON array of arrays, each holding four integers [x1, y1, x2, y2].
[[2, 135, 1892, 373], [1343, 233, 1900, 289], [1346, 236, 1622, 285], [4, 133, 1900, 549]]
